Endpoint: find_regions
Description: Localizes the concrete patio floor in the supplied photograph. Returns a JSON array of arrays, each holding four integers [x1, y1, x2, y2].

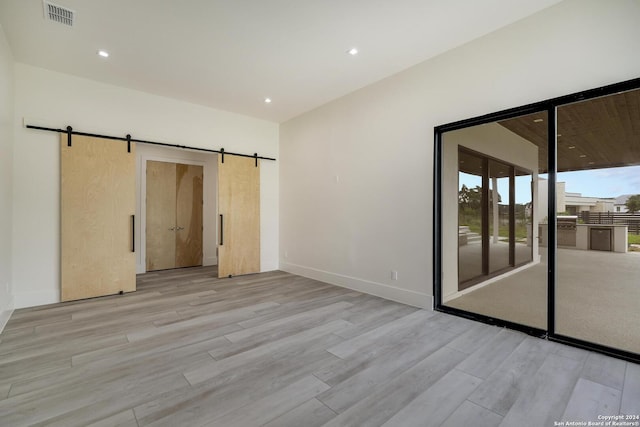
[[447, 246, 640, 355]]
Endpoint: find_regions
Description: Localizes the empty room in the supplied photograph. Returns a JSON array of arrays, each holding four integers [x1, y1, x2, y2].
[[0, 0, 639, 426]]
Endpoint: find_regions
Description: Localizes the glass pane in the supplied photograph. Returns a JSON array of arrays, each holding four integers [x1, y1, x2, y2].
[[555, 88, 640, 356], [441, 110, 548, 330], [458, 154, 484, 284], [489, 160, 511, 273], [515, 170, 534, 266]]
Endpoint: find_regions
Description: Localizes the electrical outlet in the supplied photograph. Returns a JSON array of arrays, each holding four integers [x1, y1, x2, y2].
[[391, 270, 398, 280]]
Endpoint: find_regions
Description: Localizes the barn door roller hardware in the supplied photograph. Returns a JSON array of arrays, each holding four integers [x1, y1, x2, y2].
[[26, 124, 277, 162]]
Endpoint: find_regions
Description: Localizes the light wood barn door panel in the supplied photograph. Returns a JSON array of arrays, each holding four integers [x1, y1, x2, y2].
[[146, 161, 177, 271], [60, 135, 136, 302], [218, 155, 260, 278], [176, 164, 203, 268]]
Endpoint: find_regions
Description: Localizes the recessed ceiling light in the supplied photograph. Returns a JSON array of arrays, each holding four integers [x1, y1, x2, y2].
[[588, 161, 595, 165], [557, 134, 562, 137], [97, 50, 109, 58], [347, 47, 358, 56], [579, 154, 587, 158], [264, 98, 272, 104], [533, 118, 544, 123], [568, 146, 576, 149]]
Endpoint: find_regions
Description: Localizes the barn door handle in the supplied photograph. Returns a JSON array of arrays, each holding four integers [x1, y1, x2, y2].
[[131, 215, 135, 252], [219, 214, 224, 246], [169, 227, 175, 231], [176, 226, 185, 231]]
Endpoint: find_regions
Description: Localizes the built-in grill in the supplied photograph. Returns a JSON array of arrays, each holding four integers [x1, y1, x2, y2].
[[557, 215, 577, 247], [557, 216, 577, 230]]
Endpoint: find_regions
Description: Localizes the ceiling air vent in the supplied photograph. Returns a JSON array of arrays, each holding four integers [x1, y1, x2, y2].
[[43, 1, 75, 27]]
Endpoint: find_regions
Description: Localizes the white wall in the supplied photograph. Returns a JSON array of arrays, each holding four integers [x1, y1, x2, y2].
[[279, 0, 640, 308], [12, 64, 279, 308], [0, 25, 14, 329]]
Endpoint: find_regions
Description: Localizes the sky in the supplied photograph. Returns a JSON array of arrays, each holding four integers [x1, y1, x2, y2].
[[460, 165, 640, 204], [556, 166, 640, 199]]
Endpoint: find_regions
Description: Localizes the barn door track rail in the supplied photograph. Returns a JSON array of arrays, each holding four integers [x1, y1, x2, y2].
[[26, 124, 276, 164]]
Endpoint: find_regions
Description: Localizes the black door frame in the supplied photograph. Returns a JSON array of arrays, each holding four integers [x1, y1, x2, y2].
[[433, 76, 640, 363]]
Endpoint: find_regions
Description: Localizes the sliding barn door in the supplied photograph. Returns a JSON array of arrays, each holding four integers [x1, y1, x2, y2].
[[218, 155, 260, 278], [60, 135, 136, 301]]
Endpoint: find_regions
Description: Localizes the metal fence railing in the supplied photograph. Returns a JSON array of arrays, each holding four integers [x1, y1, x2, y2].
[[580, 212, 640, 234]]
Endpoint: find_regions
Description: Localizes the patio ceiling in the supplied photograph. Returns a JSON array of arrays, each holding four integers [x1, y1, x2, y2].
[[498, 87, 640, 173]]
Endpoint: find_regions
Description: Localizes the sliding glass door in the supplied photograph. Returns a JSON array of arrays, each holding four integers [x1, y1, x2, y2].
[[435, 78, 640, 361], [440, 111, 547, 330], [554, 88, 640, 356]]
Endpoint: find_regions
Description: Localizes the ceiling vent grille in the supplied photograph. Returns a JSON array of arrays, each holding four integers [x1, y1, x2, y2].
[[43, 1, 75, 27]]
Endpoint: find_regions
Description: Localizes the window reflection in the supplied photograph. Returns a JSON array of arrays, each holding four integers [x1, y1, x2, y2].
[[443, 111, 547, 330], [457, 148, 534, 287]]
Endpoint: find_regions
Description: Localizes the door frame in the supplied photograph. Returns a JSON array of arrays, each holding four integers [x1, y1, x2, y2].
[[434, 76, 640, 363], [136, 146, 217, 273]]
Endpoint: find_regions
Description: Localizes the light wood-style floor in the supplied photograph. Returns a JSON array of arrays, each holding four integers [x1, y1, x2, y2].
[[0, 267, 638, 426]]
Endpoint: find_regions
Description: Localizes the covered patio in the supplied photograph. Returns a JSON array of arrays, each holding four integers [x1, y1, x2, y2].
[[447, 247, 640, 354]]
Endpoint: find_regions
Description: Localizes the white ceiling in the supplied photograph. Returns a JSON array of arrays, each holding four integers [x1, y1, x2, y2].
[[0, 0, 562, 123]]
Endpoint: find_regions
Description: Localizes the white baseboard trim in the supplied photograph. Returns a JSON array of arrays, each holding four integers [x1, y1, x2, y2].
[[280, 262, 432, 309], [13, 290, 59, 309], [0, 309, 14, 334]]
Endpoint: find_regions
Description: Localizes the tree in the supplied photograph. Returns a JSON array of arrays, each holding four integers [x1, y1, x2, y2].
[[458, 185, 482, 212], [458, 184, 500, 210], [458, 184, 470, 205], [626, 194, 640, 214]]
